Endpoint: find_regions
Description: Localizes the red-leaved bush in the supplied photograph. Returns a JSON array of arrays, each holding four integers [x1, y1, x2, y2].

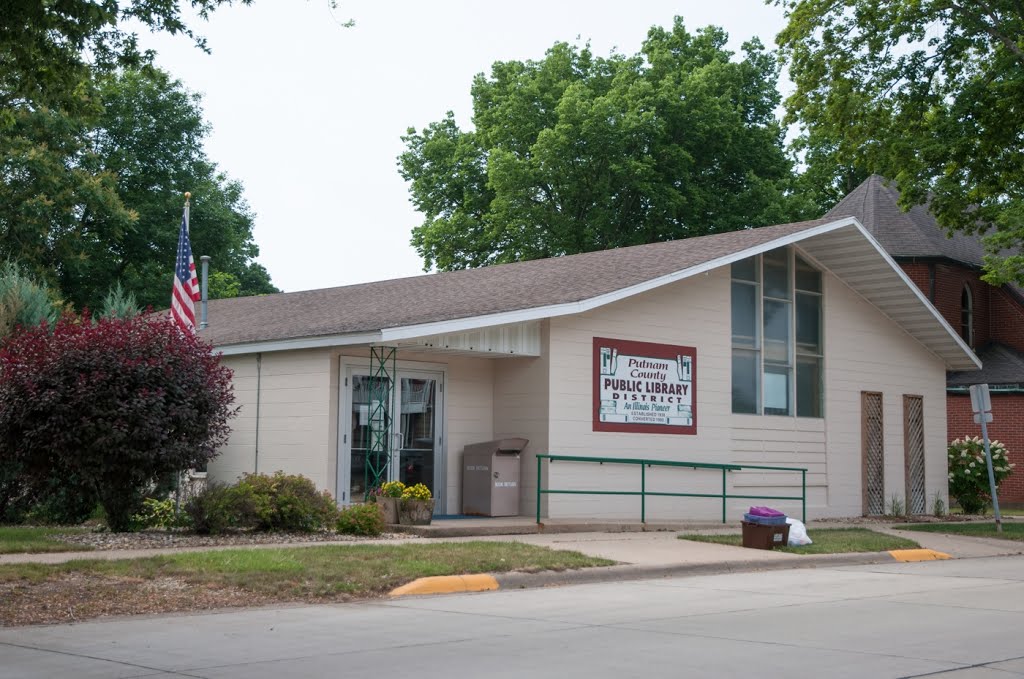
[[0, 313, 236, 531]]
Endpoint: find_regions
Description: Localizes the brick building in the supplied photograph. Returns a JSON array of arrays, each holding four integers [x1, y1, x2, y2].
[[827, 176, 1024, 506]]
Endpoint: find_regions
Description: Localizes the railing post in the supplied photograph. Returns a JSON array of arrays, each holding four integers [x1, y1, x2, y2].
[[802, 469, 807, 524], [721, 468, 727, 524], [536, 455, 542, 524], [641, 463, 646, 524]]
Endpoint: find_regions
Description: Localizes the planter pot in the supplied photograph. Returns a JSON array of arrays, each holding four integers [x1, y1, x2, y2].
[[398, 498, 435, 525], [375, 497, 400, 525]]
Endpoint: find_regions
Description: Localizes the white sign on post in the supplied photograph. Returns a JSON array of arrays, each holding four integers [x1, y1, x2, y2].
[[970, 384, 992, 423], [968, 383, 1003, 532]]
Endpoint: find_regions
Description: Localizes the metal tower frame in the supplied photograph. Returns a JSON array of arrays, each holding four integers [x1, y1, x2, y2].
[[365, 346, 396, 499]]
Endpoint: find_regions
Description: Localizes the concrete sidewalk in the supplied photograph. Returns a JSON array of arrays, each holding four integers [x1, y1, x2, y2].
[[1, 521, 1019, 570]]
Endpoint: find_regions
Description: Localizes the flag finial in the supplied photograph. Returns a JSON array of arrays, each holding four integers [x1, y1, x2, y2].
[[184, 191, 191, 201]]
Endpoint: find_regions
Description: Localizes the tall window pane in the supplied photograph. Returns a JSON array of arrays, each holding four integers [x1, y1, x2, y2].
[[796, 357, 822, 418], [796, 293, 822, 355], [732, 259, 757, 282], [732, 350, 758, 414], [732, 282, 758, 348], [795, 255, 822, 292], [763, 299, 791, 363], [763, 249, 791, 299]]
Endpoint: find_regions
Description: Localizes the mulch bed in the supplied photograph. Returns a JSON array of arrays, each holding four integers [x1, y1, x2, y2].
[[53, 528, 414, 551], [0, 572, 348, 626]]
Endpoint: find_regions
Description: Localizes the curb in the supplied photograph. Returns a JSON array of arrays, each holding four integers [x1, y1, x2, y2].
[[389, 549, 943, 597], [389, 574, 499, 597]]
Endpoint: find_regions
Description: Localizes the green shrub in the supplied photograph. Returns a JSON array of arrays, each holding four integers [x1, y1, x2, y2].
[[336, 503, 385, 536], [183, 482, 237, 535], [948, 437, 1015, 514], [233, 472, 338, 532], [130, 497, 178, 531]]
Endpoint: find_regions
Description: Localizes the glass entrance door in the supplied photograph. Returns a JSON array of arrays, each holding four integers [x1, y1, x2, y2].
[[340, 368, 443, 509], [396, 376, 437, 494]]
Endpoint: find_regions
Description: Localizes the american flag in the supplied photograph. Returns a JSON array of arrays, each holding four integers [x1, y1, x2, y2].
[[170, 203, 200, 332]]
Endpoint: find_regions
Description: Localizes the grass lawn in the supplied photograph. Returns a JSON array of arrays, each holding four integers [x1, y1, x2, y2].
[[678, 528, 919, 555], [893, 522, 1024, 541], [950, 507, 1024, 517], [0, 526, 92, 554], [0, 542, 613, 625]]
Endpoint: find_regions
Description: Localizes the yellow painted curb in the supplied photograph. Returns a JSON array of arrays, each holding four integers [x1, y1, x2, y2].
[[389, 574, 500, 597], [889, 549, 952, 562]]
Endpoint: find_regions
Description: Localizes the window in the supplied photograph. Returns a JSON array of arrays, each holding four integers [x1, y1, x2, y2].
[[961, 284, 974, 347], [731, 247, 823, 417]]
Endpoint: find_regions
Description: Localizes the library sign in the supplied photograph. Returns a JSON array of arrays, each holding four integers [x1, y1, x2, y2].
[[593, 337, 697, 435]]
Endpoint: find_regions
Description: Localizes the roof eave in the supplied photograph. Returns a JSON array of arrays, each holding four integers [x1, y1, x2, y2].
[[213, 217, 980, 371]]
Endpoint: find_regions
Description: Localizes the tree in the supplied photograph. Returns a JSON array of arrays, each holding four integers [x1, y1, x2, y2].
[[0, 2, 276, 311], [0, 68, 277, 311], [0, 261, 61, 339], [91, 68, 278, 310], [0, 0, 249, 122], [776, 0, 1024, 284], [0, 313, 236, 531], [400, 20, 804, 271]]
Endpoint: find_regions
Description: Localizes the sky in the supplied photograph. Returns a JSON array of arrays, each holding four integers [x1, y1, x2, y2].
[[144, 1, 791, 294]]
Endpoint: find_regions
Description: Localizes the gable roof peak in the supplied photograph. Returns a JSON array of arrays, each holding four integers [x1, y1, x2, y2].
[[824, 175, 986, 267]]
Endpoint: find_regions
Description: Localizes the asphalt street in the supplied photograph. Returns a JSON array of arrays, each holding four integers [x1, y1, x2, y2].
[[2, 555, 1023, 679]]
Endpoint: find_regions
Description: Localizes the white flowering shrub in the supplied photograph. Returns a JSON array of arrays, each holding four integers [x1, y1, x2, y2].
[[947, 437, 1015, 514]]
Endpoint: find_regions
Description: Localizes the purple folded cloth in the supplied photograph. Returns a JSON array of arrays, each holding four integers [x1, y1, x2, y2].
[[748, 506, 785, 518]]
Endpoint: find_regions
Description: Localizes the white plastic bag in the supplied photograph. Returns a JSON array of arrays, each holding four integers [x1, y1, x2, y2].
[[785, 517, 813, 546]]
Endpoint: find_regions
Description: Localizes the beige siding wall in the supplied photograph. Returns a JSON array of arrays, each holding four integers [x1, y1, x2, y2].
[[546, 269, 734, 520], [443, 356, 495, 514], [822, 272, 948, 517], [210, 348, 334, 492], [543, 262, 949, 521], [493, 321, 551, 516]]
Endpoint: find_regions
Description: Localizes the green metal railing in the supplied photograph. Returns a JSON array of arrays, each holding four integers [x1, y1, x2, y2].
[[535, 454, 807, 524]]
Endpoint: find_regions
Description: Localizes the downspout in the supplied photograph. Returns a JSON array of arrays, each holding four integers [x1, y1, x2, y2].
[[199, 255, 210, 329], [928, 262, 936, 303], [254, 352, 262, 474]]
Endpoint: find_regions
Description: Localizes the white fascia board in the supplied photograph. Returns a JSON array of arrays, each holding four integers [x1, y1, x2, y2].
[[837, 220, 981, 370], [215, 331, 382, 356], [380, 219, 863, 342]]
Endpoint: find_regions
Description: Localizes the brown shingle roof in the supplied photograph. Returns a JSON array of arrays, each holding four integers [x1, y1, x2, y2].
[[824, 175, 990, 266], [200, 218, 829, 347], [947, 343, 1024, 387]]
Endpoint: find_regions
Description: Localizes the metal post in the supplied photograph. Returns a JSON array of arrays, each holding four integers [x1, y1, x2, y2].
[[978, 414, 1004, 533], [536, 455, 542, 524], [366, 347, 395, 499], [802, 470, 807, 524], [721, 468, 727, 524], [199, 255, 210, 329], [641, 464, 646, 524], [971, 384, 1002, 533]]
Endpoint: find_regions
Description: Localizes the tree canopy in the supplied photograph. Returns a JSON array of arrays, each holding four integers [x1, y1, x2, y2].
[[92, 68, 278, 310], [0, 1, 275, 311], [776, 0, 1024, 284], [0, 67, 277, 311], [400, 20, 807, 271], [1, 0, 248, 121]]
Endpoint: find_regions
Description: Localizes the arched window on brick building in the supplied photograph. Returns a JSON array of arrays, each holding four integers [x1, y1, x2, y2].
[[961, 284, 974, 347]]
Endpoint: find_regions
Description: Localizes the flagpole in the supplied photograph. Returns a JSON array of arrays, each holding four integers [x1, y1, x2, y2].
[[175, 190, 193, 518]]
